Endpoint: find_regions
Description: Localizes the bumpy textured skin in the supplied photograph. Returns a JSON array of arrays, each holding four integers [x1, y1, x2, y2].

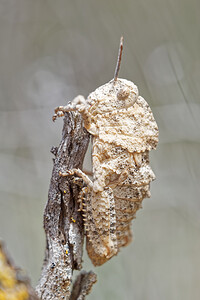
[[55, 78, 159, 266]]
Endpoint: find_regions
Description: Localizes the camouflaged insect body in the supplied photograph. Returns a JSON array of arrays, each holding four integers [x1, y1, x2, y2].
[[80, 79, 158, 265], [54, 78, 159, 266]]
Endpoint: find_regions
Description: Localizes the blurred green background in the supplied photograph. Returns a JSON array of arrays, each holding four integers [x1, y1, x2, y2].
[[0, 0, 200, 299]]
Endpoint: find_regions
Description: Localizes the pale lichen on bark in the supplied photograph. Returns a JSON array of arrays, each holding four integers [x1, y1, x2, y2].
[[36, 111, 96, 300]]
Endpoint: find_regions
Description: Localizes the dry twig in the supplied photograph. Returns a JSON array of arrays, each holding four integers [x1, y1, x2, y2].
[[36, 111, 96, 300]]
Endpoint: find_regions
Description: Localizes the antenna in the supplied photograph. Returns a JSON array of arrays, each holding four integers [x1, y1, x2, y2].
[[114, 36, 124, 82]]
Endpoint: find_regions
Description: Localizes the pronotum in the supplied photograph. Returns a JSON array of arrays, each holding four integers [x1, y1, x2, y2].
[[53, 37, 159, 266]]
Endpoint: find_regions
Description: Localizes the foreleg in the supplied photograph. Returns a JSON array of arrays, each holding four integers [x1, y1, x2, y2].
[[53, 95, 87, 121]]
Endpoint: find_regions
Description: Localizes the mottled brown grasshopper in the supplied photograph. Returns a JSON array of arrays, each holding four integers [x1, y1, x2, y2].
[[53, 37, 159, 266]]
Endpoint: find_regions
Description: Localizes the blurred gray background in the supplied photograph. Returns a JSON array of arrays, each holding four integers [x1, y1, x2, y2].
[[0, 0, 200, 299]]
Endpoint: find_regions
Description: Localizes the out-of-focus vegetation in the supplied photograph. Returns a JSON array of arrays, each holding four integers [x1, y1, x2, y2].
[[0, 1, 200, 299], [0, 242, 29, 300]]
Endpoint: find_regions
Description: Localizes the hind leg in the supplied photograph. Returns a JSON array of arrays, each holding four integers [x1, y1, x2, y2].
[[60, 169, 118, 266], [83, 187, 118, 266]]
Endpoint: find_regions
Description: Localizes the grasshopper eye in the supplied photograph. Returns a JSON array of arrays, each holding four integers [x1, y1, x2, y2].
[[117, 87, 130, 100]]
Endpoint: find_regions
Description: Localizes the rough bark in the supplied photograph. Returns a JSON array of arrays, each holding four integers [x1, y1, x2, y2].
[[36, 111, 96, 300], [70, 271, 97, 300]]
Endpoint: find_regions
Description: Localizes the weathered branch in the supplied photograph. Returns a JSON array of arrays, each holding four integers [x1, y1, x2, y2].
[[36, 111, 96, 300], [70, 271, 97, 300]]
